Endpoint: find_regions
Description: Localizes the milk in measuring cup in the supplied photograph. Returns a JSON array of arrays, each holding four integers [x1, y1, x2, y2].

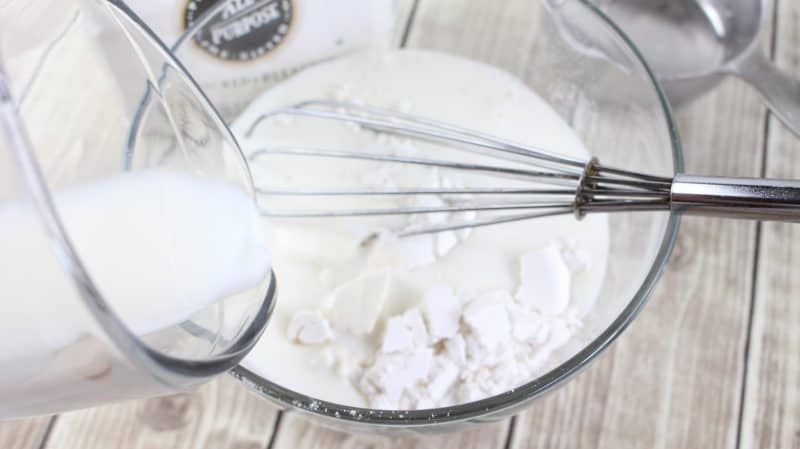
[[0, 169, 270, 416]]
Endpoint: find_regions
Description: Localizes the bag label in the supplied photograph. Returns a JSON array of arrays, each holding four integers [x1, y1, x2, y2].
[[184, 0, 293, 61]]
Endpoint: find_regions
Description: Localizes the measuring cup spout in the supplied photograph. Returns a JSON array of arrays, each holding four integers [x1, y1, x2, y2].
[[732, 48, 800, 136]]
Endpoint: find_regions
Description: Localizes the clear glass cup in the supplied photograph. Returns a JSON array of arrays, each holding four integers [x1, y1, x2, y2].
[[174, 0, 681, 435], [0, 0, 275, 420]]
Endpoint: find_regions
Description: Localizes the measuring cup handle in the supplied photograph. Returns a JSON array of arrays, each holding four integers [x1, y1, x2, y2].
[[734, 49, 800, 136], [671, 174, 800, 221]]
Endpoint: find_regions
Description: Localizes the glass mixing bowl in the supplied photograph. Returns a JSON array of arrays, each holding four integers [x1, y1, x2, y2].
[[174, 0, 682, 435], [0, 0, 275, 419]]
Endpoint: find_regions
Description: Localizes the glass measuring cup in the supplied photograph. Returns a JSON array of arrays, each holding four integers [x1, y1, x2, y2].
[[0, 0, 275, 420]]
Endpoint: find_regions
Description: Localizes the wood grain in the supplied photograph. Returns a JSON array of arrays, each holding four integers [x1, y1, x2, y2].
[[42, 377, 279, 449], [270, 415, 509, 449], [405, 0, 542, 75], [741, 0, 800, 447], [510, 2, 774, 448], [0, 417, 54, 449]]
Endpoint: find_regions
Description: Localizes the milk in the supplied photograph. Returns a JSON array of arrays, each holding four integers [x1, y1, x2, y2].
[[0, 169, 271, 414]]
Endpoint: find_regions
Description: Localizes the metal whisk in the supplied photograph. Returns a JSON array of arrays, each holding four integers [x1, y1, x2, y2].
[[245, 99, 800, 236]]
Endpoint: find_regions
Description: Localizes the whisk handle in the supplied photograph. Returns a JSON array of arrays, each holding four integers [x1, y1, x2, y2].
[[671, 174, 800, 221]]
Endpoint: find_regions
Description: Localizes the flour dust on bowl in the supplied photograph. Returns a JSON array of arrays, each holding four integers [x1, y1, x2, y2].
[[0, 0, 275, 420], [173, 0, 681, 434]]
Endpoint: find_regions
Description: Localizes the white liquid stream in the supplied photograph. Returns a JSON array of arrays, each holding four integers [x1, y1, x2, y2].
[[236, 50, 610, 408]]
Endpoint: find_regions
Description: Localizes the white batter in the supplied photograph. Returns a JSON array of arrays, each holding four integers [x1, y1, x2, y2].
[[237, 50, 609, 409]]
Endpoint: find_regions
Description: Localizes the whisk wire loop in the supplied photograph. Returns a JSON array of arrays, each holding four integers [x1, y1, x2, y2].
[[246, 100, 675, 235]]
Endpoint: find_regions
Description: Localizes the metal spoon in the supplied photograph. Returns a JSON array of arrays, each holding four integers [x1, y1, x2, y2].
[[593, 0, 800, 136]]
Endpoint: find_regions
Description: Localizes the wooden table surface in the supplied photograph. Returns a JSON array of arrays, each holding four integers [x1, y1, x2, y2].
[[2, 0, 799, 448]]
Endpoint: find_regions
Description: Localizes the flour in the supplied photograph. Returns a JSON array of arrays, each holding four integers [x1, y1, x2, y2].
[[516, 243, 572, 315], [348, 246, 585, 409], [287, 310, 334, 344]]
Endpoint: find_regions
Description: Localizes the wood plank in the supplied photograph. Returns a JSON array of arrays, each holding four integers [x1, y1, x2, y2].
[[42, 377, 279, 449], [404, 0, 542, 75], [391, 0, 418, 46], [271, 414, 509, 449], [741, 0, 800, 447], [0, 417, 54, 449], [510, 2, 774, 448]]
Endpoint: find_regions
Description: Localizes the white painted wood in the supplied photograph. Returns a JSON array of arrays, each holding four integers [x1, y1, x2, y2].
[[741, 0, 800, 447], [0, 418, 53, 449], [44, 377, 279, 449]]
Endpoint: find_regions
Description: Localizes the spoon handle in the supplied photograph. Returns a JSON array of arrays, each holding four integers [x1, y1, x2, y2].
[[734, 49, 800, 136]]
